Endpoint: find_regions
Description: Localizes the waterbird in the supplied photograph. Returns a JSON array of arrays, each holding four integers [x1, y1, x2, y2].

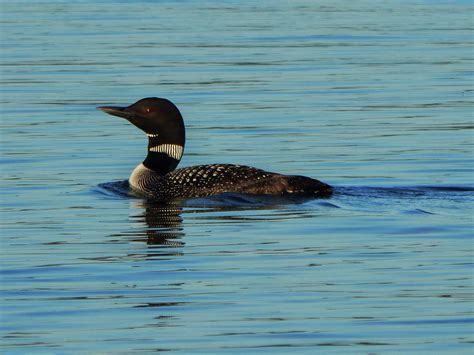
[[98, 97, 333, 201]]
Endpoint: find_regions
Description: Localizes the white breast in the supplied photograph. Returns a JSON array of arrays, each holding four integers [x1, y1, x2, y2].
[[129, 163, 153, 190]]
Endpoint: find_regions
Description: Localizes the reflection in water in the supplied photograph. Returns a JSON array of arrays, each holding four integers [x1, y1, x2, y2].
[[126, 192, 324, 249], [98, 181, 330, 256], [130, 200, 186, 247]]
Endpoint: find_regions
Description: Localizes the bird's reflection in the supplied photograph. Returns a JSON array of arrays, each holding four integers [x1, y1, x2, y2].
[[97, 181, 326, 264], [129, 200, 186, 247], [124, 192, 322, 252]]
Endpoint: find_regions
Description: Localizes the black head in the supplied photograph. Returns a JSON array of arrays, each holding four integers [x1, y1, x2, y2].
[[98, 97, 185, 145]]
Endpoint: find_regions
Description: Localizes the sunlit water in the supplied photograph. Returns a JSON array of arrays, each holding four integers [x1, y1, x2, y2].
[[1, 0, 473, 353]]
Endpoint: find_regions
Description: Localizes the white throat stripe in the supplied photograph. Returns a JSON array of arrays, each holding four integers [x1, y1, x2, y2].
[[149, 144, 183, 160]]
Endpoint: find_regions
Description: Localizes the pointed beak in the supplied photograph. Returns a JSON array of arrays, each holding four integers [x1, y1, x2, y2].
[[97, 106, 134, 120]]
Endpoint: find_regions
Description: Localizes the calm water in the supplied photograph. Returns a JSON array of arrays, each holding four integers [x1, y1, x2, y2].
[[1, 0, 473, 353]]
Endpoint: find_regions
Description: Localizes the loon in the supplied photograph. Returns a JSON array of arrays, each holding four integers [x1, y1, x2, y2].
[[98, 97, 333, 200]]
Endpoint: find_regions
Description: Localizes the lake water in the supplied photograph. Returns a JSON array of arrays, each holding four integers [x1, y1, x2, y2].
[[1, 0, 473, 353]]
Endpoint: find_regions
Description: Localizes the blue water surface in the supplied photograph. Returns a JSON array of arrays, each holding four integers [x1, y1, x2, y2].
[[1, 0, 473, 353]]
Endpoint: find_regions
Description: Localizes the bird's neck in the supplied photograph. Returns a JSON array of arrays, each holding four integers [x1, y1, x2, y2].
[[142, 134, 184, 175]]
